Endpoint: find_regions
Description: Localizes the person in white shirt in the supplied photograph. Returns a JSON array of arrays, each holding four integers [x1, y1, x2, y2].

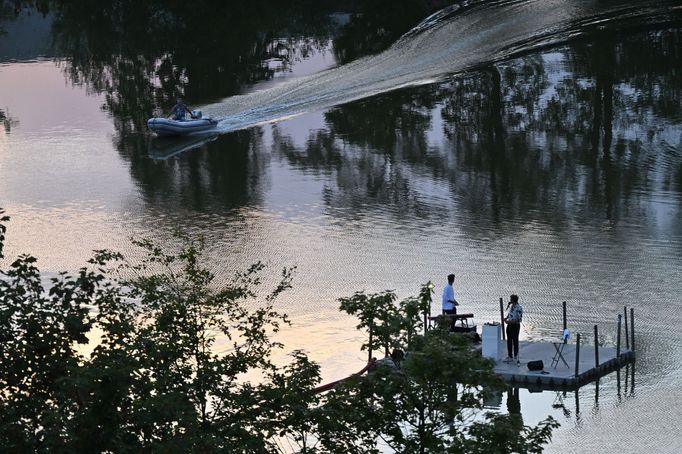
[[441, 273, 459, 330]]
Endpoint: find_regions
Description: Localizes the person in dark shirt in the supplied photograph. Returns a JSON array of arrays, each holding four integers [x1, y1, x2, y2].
[[504, 294, 523, 364], [169, 98, 193, 121]]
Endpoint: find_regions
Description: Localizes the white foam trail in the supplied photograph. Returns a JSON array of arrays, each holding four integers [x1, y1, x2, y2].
[[202, 0, 678, 134]]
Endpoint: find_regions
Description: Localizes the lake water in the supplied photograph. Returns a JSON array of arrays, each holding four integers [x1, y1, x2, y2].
[[2, 1, 682, 452]]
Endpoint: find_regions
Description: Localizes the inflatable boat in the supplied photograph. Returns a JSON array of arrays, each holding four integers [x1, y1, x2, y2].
[[147, 113, 218, 137]]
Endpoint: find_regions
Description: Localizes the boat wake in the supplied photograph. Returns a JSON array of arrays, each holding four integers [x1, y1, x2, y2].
[[201, 0, 682, 135]]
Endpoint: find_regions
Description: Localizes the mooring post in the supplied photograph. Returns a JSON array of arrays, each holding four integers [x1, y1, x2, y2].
[[562, 301, 567, 344], [500, 298, 506, 340], [624, 306, 629, 350], [575, 388, 580, 417], [368, 323, 374, 363], [424, 285, 432, 335], [630, 360, 636, 394], [630, 308, 635, 353], [616, 368, 622, 397], [616, 314, 622, 360], [575, 333, 581, 378], [594, 325, 599, 368]]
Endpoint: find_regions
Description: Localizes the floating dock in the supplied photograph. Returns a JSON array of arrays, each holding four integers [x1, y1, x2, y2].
[[492, 340, 634, 390], [479, 301, 639, 390]]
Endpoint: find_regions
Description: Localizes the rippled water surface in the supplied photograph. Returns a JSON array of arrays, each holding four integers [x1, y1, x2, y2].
[[2, 1, 682, 452]]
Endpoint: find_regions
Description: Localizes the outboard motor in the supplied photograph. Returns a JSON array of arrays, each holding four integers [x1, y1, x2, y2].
[[191, 110, 202, 119]]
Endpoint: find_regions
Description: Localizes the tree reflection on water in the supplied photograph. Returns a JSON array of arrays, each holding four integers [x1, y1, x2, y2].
[[0, 108, 19, 134], [119, 27, 682, 233], [276, 28, 682, 231], [33, 0, 351, 141], [5, 2, 681, 230]]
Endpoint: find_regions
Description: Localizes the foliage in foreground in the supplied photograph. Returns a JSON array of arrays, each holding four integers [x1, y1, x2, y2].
[[0, 209, 316, 452], [0, 209, 557, 453]]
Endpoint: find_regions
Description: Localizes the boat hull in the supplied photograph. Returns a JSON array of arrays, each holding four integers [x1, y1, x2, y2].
[[147, 117, 218, 136]]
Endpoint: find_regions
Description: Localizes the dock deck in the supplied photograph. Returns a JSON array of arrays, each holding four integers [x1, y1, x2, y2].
[[492, 340, 634, 389]]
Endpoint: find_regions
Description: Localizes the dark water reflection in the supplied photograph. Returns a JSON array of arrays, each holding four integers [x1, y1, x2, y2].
[[122, 28, 682, 233]]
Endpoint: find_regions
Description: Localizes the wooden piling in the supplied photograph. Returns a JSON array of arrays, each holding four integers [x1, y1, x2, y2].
[[424, 286, 431, 335], [594, 325, 599, 368], [616, 314, 622, 360], [500, 298, 506, 340], [616, 368, 621, 397], [575, 333, 581, 378], [562, 301, 567, 344], [368, 324, 374, 363], [630, 308, 635, 352], [575, 388, 580, 417], [624, 306, 629, 349], [630, 360, 635, 393]]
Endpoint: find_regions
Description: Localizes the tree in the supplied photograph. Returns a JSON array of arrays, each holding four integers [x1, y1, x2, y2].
[[0, 211, 323, 452], [0, 210, 98, 451], [339, 290, 402, 361]]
